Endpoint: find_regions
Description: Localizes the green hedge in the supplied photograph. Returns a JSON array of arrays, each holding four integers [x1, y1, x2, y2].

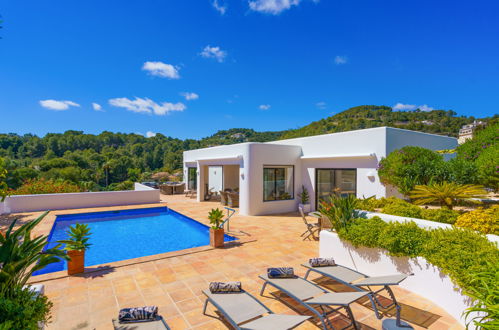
[[337, 217, 499, 325], [0, 287, 52, 330]]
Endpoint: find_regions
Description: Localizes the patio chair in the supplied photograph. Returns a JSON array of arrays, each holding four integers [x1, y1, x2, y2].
[[228, 192, 239, 208], [299, 206, 320, 240], [203, 289, 310, 329], [159, 184, 173, 195], [204, 184, 214, 200], [302, 262, 408, 323], [259, 274, 368, 330], [219, 191, 228, 206]]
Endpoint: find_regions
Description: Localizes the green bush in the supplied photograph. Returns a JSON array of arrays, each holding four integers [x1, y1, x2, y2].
[[420, 208, 460, 224], [338, 216, 386, 248], [382, 199, 423, 218], [0, 287, 53, 330], [378, 221, 429, 257]]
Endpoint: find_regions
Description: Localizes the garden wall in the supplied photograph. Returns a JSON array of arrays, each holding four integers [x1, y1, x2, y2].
[[319, 230, 477, 328], [0, 183, 160, 214]]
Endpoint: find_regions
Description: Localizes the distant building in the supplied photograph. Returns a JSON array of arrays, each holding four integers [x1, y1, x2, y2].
[[231, 133, 245, 139], [458, 121, 485, 144], [421, 120, 434, 125]]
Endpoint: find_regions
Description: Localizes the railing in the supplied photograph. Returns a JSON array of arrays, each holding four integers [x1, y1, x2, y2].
[[220, 207, 236, 231]]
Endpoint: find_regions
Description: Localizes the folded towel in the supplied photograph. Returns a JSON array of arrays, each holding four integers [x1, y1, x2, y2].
[[309, 257, 336, 267], [118, 306, 158, 322], [209, 281, 242, 293], [267, 267, 295, 278]]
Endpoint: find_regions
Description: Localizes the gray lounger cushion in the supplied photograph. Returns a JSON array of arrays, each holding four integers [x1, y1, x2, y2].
[[259, 274, 325, 301], [203, 289, 310, 329], [306, 292, 368, 306], [352, 274, 408, 286], [241, 314, 311, 330], [112, 317, 169, 330]]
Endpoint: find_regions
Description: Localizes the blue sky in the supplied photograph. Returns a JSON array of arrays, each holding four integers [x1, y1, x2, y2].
[[0, 0, 498, 139]]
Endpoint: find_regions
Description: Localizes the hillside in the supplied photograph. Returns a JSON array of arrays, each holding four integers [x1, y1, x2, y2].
[[280, 105, 488, 139]]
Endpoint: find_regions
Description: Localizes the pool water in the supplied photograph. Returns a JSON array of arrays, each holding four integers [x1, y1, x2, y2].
[[33, 207, 236, 275]]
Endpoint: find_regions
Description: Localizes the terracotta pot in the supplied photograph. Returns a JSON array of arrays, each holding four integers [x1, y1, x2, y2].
[[210, 228, 225, 248], [67, 250, 85, 275]]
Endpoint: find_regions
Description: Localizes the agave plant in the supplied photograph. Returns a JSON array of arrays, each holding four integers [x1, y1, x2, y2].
[[319, 194, 359, 232], [0, 211, 68, 296], [462, 262, 499, 329], [208, 208, 224, 229], [57, 223, 92, 251], [410, 182, 487, 210]]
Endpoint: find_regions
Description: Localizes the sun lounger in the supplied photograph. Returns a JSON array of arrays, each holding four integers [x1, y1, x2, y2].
[[259, 274, 368, 329], [302, 262, 408, 321], [112, 316, 170, 330], [203, 289, 310, 329]]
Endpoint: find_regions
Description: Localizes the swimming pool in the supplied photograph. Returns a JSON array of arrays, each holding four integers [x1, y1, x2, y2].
[[33, 207, 236, 275]]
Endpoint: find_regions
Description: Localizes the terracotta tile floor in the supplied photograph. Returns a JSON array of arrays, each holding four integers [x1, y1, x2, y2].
[[18, 195, 462, 329]]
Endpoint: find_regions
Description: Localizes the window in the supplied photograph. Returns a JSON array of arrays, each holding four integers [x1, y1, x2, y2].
[[263, 166, 294, 201], [187, 167, 197, 190], [316, 169, 357, 207]]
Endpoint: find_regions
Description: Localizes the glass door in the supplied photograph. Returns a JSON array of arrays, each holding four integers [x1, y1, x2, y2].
[[315, 169, 357, 208], [187, 167, 197, 190]]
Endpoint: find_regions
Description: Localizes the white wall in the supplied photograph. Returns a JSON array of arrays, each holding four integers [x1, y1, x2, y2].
[[386, 127, 457, 154], [1, 184, 160, 214], [319, 231, 476, 328], [208, 166, 223, 192]]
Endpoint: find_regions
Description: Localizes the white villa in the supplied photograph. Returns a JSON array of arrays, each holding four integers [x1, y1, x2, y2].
[[183, 127, 457, 216]]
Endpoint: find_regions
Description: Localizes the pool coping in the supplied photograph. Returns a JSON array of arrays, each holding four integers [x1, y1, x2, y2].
[[28, 203, 255, 283]]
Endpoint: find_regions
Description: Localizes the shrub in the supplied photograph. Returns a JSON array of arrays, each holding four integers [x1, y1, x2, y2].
[[0, 286, 53, 330], [12, 178, 81, 195], [318, 194, 359, 231], [208, 208, 224, 229], [338, 216, 386, 248], [455, 206, 499, 235], [378, 146, 447, 195], [410, 182, 487, 210], [382, 199, 423, 218], [0, 157, 8, 201], [378, 221, 429, 257], [420, 208, 460, 224], [475, 145, 499, 191]]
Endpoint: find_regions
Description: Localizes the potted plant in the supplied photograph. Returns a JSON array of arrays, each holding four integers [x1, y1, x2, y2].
[[298, 185, 311, 213], [208, 208, 225, 248], [58, 223, 92, 275]]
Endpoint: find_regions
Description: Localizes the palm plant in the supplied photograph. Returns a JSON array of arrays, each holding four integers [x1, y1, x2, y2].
[[410, 182, 487, 210], [208, 208, 224, 229], [57, 223, 92, 251], [0, 212, 67, 296], [319, 194, 359, 231]]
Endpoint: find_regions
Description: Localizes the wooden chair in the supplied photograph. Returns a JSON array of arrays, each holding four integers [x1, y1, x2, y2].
[[299, 206, 320, 240]]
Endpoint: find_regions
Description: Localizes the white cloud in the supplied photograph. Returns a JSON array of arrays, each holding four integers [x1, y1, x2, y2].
[[334, 55, 348, 65], [39, 99, 80, 111], [259, 104, 271, 110], [146, 131, 157, 138], [316, 101, 327, 109], [213, 0, 227, 14], [92, 103, 103, 111], [108, 97, 186, 116], [392, 103, 434, 112], [200, 45, 227, 62], [248, 0, 301, 14], [418, 104, 434, 112], [142, 61, 180, 79], [180, 92, 199, 101]]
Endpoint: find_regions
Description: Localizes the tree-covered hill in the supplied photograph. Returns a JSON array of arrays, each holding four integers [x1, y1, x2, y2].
[[0, 105, 495, 192], [280, 105, 489, 139]]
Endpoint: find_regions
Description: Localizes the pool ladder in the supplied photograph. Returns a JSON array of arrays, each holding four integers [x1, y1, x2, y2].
[[220, 207, 236, 232]]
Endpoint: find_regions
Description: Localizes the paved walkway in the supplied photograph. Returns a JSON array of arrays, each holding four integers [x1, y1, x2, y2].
[[20, 195, 462, 329]]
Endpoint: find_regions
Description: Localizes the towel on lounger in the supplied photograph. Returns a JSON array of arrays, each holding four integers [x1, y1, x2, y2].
[[118, 306, 158, 322], [267, 267, 295, 278], [309, 257, 336, 267], [209, 281, 242, 293]]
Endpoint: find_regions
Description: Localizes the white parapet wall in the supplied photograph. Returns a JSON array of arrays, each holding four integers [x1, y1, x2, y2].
[[319, 230, 480, 328], [0, 183, 160, 214]]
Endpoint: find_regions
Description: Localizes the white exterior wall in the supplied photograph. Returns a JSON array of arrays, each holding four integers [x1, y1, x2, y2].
[[223, 165, 240, 190], [182, 127, 458, 215], [0, 183, 160, 214]]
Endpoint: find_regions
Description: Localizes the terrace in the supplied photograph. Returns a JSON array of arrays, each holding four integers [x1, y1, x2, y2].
[[6, 194, 463, 330]]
